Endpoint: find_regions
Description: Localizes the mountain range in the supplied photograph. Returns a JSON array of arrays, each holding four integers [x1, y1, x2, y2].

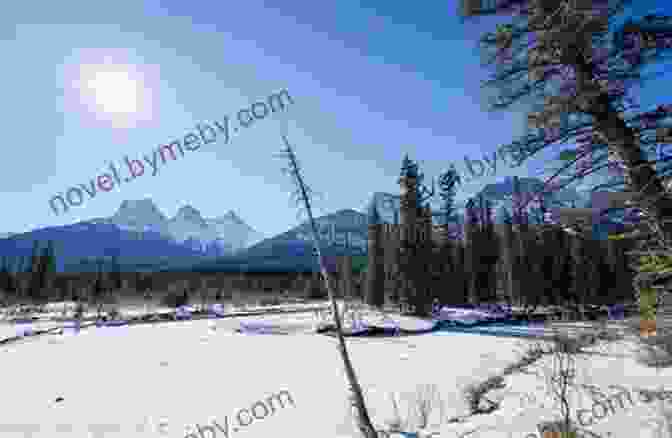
[[175, 209, 369, 273], [0, 176, 612, 273], [0, 199, 264, 272], [93, 199, 264, 253], [185, 177, 590, 273]]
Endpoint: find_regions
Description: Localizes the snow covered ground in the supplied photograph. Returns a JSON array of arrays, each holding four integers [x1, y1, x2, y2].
[[439, 334, 672, 438], [0, 305, 669, 438]]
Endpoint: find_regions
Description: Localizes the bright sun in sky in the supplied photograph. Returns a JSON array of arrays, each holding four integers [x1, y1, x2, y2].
[[85, 70, 140, 114], [72, 58, 156, 130]]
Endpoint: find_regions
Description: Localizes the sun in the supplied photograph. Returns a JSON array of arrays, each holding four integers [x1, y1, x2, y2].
[[85, 70, 140, 115], [71, 60, 155, 129]]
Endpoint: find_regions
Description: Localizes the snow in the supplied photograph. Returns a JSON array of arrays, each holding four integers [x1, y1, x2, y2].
[[106, 199, 262, 252], [0, 307, 669, 438], [437, 334, 672, 438]]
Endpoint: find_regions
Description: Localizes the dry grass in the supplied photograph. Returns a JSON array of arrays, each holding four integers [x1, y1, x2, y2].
[[384, 383, 447, 433]]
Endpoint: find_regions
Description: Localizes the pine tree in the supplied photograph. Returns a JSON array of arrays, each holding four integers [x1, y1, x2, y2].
[[437, 168, 461, 239], [0, 256, 14, 298], [44, 241, 56, 275], [466, 1, 672, 246], [27, 241, 44, 302], [109, 255, 123, 291], [397, 155, 435, 315], [41, 240, 56, 298], [365, 207, 385, 308], [91, 259, 106, 319], [464, 199, 480, 304], [400, 154, 419, 179], [465, 3, 672, 328], [498, 206, 516, 304]]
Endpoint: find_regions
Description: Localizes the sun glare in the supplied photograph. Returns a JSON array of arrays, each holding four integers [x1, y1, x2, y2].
[[69, 57, 156, 130], [85, 70, 140, 115]]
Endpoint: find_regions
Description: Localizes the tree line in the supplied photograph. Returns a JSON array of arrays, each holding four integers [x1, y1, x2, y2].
[[366, 157, 636, 317]]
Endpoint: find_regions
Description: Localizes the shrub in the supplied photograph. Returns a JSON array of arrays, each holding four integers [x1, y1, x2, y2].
[[463, 376, 505, 415], [410, 384, 445, 430]]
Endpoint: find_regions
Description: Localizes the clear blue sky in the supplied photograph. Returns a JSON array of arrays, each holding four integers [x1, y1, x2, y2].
[[1, 0, 669, 238]]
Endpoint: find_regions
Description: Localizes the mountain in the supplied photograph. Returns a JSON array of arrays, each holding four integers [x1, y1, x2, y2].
[[181, 209, 368, 273], [206, 211, 265, 252], [476, 177, 587, 206], [367, 192, 401, 224], [0, 199, 264, 272], [108, 199, 168, 232], [365, 179, 585, 228], [94, 199, 263, 254], [0, 222, 208, 272]]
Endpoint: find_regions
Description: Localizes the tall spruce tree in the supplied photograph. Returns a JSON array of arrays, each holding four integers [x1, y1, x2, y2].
[[437, 168, 461, 239], [464, 198, 480, 304], [397, 155, 436, 315]]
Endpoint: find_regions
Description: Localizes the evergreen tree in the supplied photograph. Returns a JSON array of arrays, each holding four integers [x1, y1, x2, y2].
[[466, 1, 672, 245], [397, 155, 435, 315], [134, 271, 142, 292], [464, 199, 480, 304], [465, 2, 672, 320], [41, 240, 56, 297], [497, 206, 516, 303], [90, 259, 106, 319], [27, 241, 44, 302], [44, 241, 56, 275], [511, 176, 528, 229], [400, 154, 419, 179], [0, 256, 14, 296], [365, 207, 385, 308], [479, 195, 500, 302], [437, 168, 461, 239], [109, 255, 123, 291], [53, 275, 70, 302]]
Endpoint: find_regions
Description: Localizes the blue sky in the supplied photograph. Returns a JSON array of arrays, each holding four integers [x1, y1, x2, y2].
[[1, 0, 670, 238]]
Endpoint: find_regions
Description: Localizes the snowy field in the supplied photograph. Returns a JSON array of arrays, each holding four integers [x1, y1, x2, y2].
[[0, 306, 669, 438]]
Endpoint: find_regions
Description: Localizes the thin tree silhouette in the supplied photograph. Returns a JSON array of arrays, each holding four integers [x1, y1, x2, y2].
[[276, 132, 378, 438]]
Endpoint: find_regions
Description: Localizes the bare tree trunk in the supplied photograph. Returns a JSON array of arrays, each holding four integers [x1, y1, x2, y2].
[[281, 134, 378, 438]]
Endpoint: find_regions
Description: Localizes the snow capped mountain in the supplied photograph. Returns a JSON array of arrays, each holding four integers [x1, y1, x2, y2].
[[166, 204, 216, 245], [367, 192, 401, 224], [110, 199, 168, 233], [174, 205, 208, 227], [97, 199, 262, 254], [206, 210, 265, 250], [187, 209, 369, 273], [218, 210, 245, 225]]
